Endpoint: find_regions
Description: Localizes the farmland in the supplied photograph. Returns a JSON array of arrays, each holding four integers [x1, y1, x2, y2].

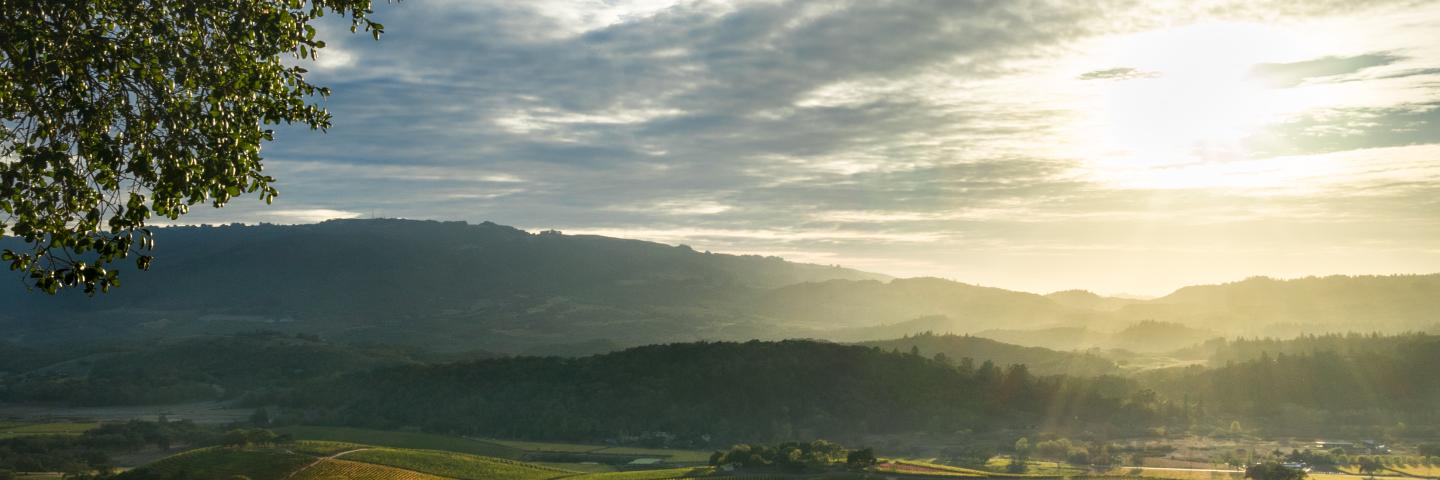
[[110, 438, 710, 480], [293, 458, 449, 480], [344, 447, 578, 480], [274, 426, 525, 459], [279, 426, 713, 465], [0, 421, 97, 439], [116, 445, 315, 479]]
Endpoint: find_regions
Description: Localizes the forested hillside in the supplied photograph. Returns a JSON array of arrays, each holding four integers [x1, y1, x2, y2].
[[0, 219, 885, 352], [272, 340, 1164, 444], [0, 332, 442, 405], [259, 336, 1440, 442], [1139, 333, 1440, 436], [1115, 275, 1440, 334], [4, 220, 1438, 355], [856, 332, 1120, 376]]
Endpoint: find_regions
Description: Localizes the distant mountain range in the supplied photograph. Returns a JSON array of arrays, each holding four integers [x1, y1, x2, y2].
[[2, 219, 1436, 353]]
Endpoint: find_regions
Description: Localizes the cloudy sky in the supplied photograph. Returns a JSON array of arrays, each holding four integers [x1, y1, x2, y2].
[[188, 0, 1440, 295]]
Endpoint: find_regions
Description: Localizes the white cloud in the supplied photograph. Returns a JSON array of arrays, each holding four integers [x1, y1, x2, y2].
[[269, 209, 364, 223]]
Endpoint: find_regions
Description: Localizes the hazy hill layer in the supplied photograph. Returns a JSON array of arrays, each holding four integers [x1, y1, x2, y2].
[[1115, 275, 1440, 334], [3, 219, 1438, 354], [0, 219, 886, 351], [756, 277, 1100, 332]]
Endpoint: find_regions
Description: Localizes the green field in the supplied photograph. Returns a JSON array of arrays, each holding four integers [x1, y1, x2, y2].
[[275, 426, 525, 459], [481, 438, 712, 463], [277, 426, 713, 464], [288, 440, 373, 456], [0, 421, 99, 439], [116, 445, 315, 479], [345, 447, 578, 480], [563, 467, 712, 480], [983, 457, 1092, 476], [114, 438, 719, 480], [293, 458, 448, 480]]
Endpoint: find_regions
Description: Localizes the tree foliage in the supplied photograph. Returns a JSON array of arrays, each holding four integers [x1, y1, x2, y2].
[[1245, 462, 1307, 480], [0, 0, 386, 293], [709, 440, 851, 472]]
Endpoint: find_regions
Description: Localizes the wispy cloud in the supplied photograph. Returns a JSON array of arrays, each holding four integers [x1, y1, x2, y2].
[[210, 0, 1440, 294], [1249, 52, 1404, 87], [1078, 67, 1160, 81]]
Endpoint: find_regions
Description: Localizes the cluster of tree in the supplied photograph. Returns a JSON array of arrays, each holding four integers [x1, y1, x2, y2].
[[218, 428, 290, 448], [1138, 334, 1440, 436], [1246, 462, 1307, 480], [1026, 437, 1167, 467], [1196, 333, 1438, 366], [707, 440, 858, 472], [938, 444, 999, 468], [1054, 440, 1118, 466], [0, 332, 422, 406], [269, 340, 1176, 444], [857, 332, 1120, 376], [0, 419, 210, 475]]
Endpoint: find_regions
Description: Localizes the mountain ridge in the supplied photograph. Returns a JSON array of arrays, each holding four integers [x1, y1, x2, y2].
[[3, 219, 1437, 353]]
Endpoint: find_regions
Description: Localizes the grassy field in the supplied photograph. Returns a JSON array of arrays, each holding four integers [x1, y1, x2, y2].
[[875, 460, 988, 477], [0, 421, 98, 439], [293, 458, 448, 480], [536, 461, 620, 473], [1109, 467, 1243, 480], [983, 457, 1091, 476], [277, 426, 714, 465], [113, 437, 715, 480], [482, 438, 713, 463], [590, 446, 714, 463], [345, 447, 578, 480], [564, 467, 713, 480], [276, 426, 526, 459], [116, 446, 315, 479], [289, 440, 373, 456], [1337, 464, 1440, 477], [485, 438, 603, 453]]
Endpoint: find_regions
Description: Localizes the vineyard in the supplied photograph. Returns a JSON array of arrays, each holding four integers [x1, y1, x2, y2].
[[293, 458, 448, 480], [115, 446, 315, 479], [114, 440, 715, 480], [275, 426, 526, 459], [116, 435, 1155, 480], [344, 447, 579, 480]]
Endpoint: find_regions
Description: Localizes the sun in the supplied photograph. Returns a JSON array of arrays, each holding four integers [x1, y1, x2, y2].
[[1080, 22, 1313, 188]]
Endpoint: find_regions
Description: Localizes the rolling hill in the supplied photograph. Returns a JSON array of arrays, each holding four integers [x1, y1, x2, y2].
[[0, 219, 886, 352], [1113, 275, 1440, 335], [855, 332, 1120, 376], [3, 219, 1438, 355]]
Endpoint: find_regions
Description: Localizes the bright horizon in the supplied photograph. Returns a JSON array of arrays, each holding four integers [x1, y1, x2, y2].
[[173, 1, 1440, 296]]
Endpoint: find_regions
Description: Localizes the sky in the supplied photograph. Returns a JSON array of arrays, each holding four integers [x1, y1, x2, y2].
[[180, 0, 1440, 296]]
